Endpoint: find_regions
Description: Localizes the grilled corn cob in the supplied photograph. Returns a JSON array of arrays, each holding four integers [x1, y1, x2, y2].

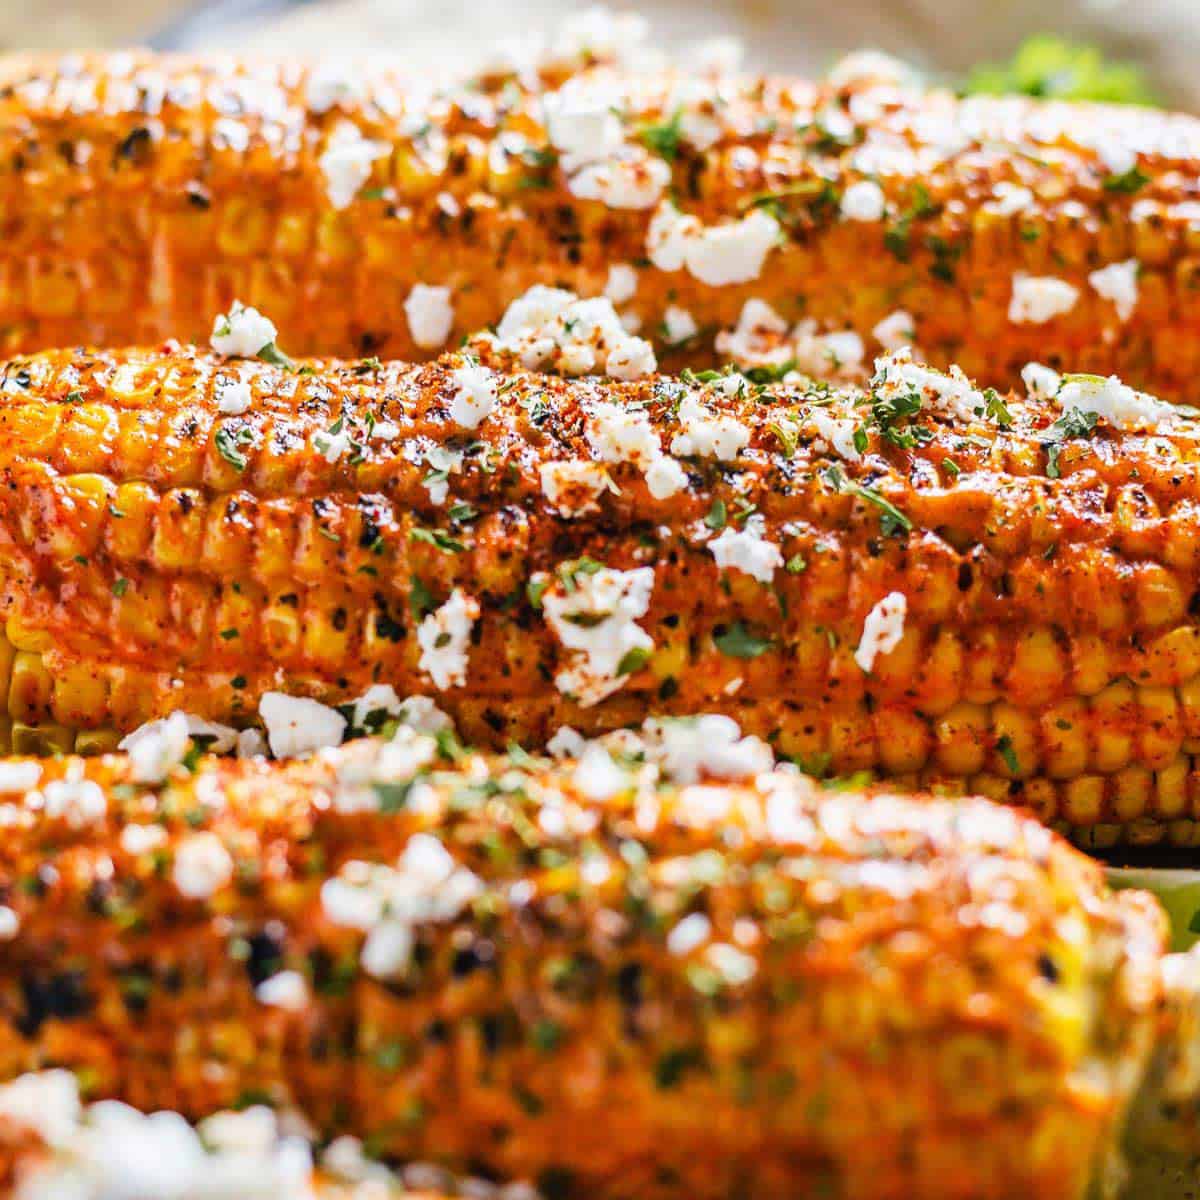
[[1, 50, 1200, 397], [0, 735, 1184, 1200], [5, 340, 1200, 847]]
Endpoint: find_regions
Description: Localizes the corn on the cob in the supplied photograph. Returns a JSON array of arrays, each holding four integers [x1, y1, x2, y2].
[[6, 341, 1200, 847], [1, 51, 1200, 398], [0, 736, 1183, 1200]]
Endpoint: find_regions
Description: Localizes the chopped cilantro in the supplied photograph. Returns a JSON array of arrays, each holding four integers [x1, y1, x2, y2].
[[215, 424, 255, 471], [705, 498, 727, 531], [714, 622, 774, 659]]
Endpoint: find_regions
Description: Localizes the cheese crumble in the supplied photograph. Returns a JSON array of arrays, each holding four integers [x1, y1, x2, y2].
[[671, 392, 750, 461], [647, 201, 781, 286], [319, 120, 388, 210], [210, 301, 277, 358], [173, 831, 234, 900], [1088, 259, 1139, 323], [492, 285, 656, 379], [854, 591, 908, 673], [449, 361, 498, 429], [542, 565, 655, 706], [259, 692, 347, 758], [709, 515, 783, 583], [417, 589, 480, 690], [404, 284, 455, 349], [1008, 273, 1080, 325], [841, 179, 886, 222], [540, 459, 617, 515]]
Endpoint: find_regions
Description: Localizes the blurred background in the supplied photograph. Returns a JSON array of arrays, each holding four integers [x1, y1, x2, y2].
[[2, 0, 1196, 108]]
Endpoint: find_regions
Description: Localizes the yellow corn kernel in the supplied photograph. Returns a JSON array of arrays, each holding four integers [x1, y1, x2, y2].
[[933, 702, 989, 776], [8, 650, 53, 721], [11, 720, 71, 755], [1090, 681, 1136, 773]]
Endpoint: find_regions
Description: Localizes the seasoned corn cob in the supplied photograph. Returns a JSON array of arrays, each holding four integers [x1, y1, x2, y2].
[[7, 342, 1200, 847], [1, 50, 1200, 397], [0, 737, 1183, 1200]]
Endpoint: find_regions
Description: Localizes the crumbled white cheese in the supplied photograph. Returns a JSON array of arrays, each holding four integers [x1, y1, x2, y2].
[[709, 515, 783, 583], [647, 201, 781, 286], [678, 108, 722, 151], [448, 362, 498, 429], [0, 1070, 81, 1148], [572, 744, 628, 800], [1057, 373, 1179, 433], [1088, 259, 1139, 323], [854, 591, 908, 673], [841, 179, 886, 222], [542, 565, 655, 706], [544, 90, 624, 163], [304, 60, 363, 113], [42, 778, 106, 828], [1008, 273, 1080, 325], [663, 305, 698, 345], [119, 710, 191, 783], [715, 298, 789, 364], [318, 120, 388, 210], [395, 694, 454, 735], [871, 348, 984, 423], [540, 459, 616, 515], [807, 406, 862, 462], [646, 201, 701, 272], [493, 285, 656, 380], [255, 970, 310, 1012], [345, 683, 404, 731], [604, 263, 638, 304], [643, 453, 688, 499], [1022, 361, 1062, 400], [237, 728, 268, 759], [313, 423, 351, 464], [422, 444, 463, 504], [641, 714, 774, 784], [985, 181, 1035, 217], [0, 906, 18, 942], [173, 831, 234, 900], [0, 760, 40, 793], [321, 836, 482, 979], [687, 209, 781, 287], [0, 1072, 316, 1199], [417, 589, 480, 690], [670, 392, 750, 461], [547, 726, 587, 759], [216, 379, 253, 416], [705, 942, 757, 986], [404, 284, 455, 349], [568, 151, 671, 210], [871, 309, 914, 352], [210, 301, 277, 358], [119, 823, 167, 856], [259, 692, 347, 758], [667, 912, 712, 956]]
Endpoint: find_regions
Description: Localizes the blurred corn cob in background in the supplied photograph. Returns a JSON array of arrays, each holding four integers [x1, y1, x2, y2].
[[1, 43, 1200, 397], [0, 731, 1192, 1200], [3, 322, 1200, 847]]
